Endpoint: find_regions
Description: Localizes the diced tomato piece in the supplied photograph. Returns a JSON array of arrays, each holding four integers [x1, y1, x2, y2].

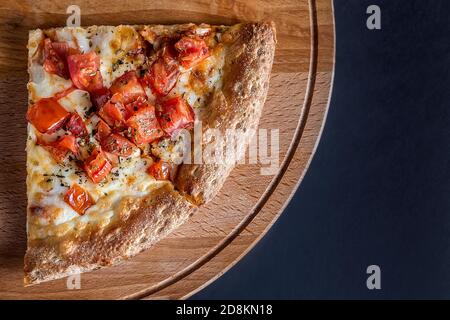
[[83, 149, 112, 183], [52, 41, 80, 57], [147, 160, 174, 180], [91, 87, 111, 109], [145, 59, 179, 96], [143, 45, 180, 96], [43, 39, 80, 79], [67, 52, 104, 92], [47, 40, 69, 57], [124, 96, 147, 115], [66, 113, 87, 137], [98, 93, 129, 127], [54, 135, 78, 154], [174, 36, 209, 68], [43, 39, 70, 79], [126, 104, 164, 145], [38, 135, 78, 162], [95, 119, 112, 142], [64, 184, 93, 215], [110, 71, 146, 104], [101, 133, 136, 157], [26, 98, 69, 133], [158, 97, 195, 135]]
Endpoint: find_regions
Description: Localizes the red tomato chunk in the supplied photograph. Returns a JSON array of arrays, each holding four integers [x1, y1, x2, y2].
[[174, 37, 209, 68], [143, 45, 180, 96], [158, 97, 195, 135], [67, 52, 104, 92], [110, 71, 146, 104], [26, 98, 69, 134], [101, 133, 136, 157], [64, 184, 93, 215], [147, 160, 171, 180], [83, 149, 112, 183], [66, 113, 87, 137], [43, 39, 70, 79], [126, 104, 164, 145]]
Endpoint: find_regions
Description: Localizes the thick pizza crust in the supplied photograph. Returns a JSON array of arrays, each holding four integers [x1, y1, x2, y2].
[[24, 22, 276, 284], [24, 183, 195, 285], [175, 22, 276, 204]]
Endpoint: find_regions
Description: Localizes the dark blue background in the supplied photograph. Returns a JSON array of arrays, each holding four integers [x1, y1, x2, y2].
[[193, 0, 450, 299]]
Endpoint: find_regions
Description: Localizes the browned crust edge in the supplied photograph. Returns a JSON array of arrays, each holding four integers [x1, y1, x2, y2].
[[24, 22, 276, 285], [175, 21, 277, 205], [24, 183, 195, 285]]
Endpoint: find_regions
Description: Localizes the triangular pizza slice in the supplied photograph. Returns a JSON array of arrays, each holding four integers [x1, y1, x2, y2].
[[24, 22, 276, 284]]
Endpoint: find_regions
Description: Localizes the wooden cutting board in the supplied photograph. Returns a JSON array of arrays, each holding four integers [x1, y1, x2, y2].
[[0, 0, 334, 299]]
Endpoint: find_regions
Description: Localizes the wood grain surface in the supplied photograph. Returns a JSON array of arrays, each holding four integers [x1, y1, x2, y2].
[[0, 0, 334, 299]]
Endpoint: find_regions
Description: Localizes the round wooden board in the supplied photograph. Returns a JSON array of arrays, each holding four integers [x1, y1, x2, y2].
[[0, 0, 334, 299]]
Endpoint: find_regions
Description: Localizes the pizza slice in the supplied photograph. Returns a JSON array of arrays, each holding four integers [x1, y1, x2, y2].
[[24, 22, 276, 285]]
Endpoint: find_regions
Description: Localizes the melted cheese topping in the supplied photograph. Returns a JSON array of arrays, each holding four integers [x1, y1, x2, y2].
[[27, 25, 225, 240], [28, 64, 73, 102], [58, 89, 92, 117], [27, 90, 158, 239]]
